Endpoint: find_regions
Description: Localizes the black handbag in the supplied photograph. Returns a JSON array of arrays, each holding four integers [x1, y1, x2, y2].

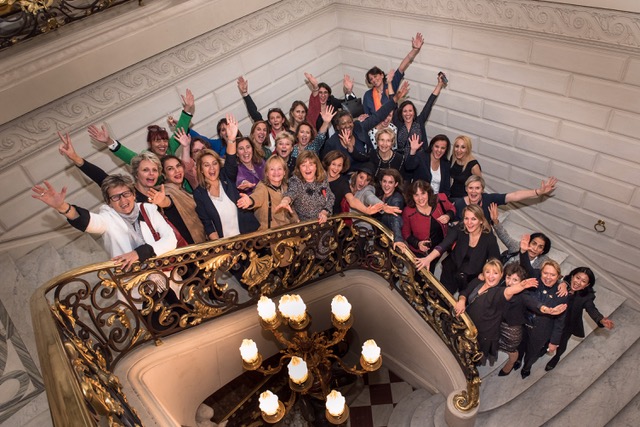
[[342, 97, 364, 117]]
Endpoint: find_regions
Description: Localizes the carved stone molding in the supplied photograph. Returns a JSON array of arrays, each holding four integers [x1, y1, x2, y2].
[[340, 0, 640, 49], [0, 0, 333, 168]]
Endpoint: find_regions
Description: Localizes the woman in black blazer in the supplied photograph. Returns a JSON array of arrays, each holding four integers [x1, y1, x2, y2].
[[193, 115, 258, 239], [545, 267, 614, 371], [417, 204, 500, 294]]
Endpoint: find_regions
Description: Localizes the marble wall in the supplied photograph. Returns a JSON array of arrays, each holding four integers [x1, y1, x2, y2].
[[0, 0, 639, 300]]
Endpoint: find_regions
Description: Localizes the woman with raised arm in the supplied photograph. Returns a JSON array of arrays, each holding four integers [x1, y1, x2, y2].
[[449, 135, 482, 199], [370, 129, 420, 179], [393, 72, 446, 156], [237, 76, 289, 151], [348, 162, 402, 217], [544, 266, 615, 371], [453, 175, 558, 223], [193, 114, 259, 240], [417, 204, 500, 294], [488, 202, 552, 268], [402, 180, 455, 273], [291, 105, 335, 158], [362, 33, 424, 115], [236, 156, 299, 230], [321, 81, 411, 168], [306, 73, 356, 132], [273, 132, 297, 177], [88, 88, 195, 168], [454, 259, 539, 365], [188, 117, 238, 158], [32, 175, 176, 272], [276, 151, 334, 224]]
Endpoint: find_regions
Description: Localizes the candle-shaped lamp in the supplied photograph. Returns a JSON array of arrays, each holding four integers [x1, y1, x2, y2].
[[257, 296, 277, 322], [361, 339, 381, 363], [278, 294, 293, 319], [287, 356, 308, 384], [331, 295, 351, 322], [240, 339, 259, 364], [258, 390, 280, 416], [325, 390, 346, 417], [288, 294, 307, 322]]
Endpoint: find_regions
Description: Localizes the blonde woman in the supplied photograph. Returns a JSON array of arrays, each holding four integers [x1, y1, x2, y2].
[[449, 135, 481, 199], [416, 204, 499, 294]]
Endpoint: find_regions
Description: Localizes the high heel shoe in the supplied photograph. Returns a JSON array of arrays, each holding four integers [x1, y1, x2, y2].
[[513, 360, 522, 371], [498, 368, 511, 377], [521, 369, 531, 379]]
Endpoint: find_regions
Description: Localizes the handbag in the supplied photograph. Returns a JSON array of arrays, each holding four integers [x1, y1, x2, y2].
[[342, 97, 364, 117], [140, 204, 189, 248]]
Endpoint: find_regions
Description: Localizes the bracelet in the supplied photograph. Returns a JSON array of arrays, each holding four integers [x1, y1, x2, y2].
[[58, 203, 72, 215]]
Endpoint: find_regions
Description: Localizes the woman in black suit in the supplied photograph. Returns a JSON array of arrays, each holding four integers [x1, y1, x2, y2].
[[193, 115, 259, 240], [416, 204, 500, 294], [544, 267, 615, 371]]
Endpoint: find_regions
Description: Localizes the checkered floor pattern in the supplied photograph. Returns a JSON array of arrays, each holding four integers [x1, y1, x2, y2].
[[346, 367, 415, 427]]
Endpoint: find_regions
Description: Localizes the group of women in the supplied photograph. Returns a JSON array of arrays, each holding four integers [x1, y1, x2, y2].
[[30, 33, 614, 375]]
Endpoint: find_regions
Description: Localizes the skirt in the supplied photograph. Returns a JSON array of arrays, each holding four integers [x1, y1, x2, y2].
[[499, 322, 523, 353]]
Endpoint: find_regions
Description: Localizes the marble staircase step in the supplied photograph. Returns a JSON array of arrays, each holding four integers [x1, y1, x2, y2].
[[409, 393, 445, 427], [543, 336, 640, 427], [58, 233, 110, 272], [388, 389, 433, 427], [605, 388, 640, 427], [432, 398, 447, 427], [475, 302, 640, 426]]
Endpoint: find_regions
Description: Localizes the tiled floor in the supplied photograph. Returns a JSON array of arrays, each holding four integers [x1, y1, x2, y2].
[[347, 367, 415, 427]]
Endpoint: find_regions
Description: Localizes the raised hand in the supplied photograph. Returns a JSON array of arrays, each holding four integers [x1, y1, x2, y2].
[[343, 74, 354, 94], [237, 76, 249, 96], [304, 72, 319, 91], [320, 104, 336, 124], [147, 184, 167, 206], [57, 132, 83, 166], [408, 133, 423, 154], [31, 181, 67, 211], [175, 128, 191, 148], [393, 80, 410, 103], [412, 32, 424, 50], [225, 113, 239, 143], [488, 202, 499, 225], [539, 177, 558, 196], [87, 124, 112, 145], [338, 129, 354, 152], [181, 89, 195, 115]]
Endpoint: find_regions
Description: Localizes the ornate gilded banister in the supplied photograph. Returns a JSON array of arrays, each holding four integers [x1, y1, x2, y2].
[[31, 214, 481, 426], [0, 0, 142, 50]]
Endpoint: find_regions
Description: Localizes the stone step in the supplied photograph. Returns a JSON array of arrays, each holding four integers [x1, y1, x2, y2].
[[409, 393, 445, 427], [605, 389, 640, 427], [475, 302, 640, 426], [543, 336, 640, 427], [58, 233, 110, 272], [388, 389, 433, 427], [432, 397, 447, 427]]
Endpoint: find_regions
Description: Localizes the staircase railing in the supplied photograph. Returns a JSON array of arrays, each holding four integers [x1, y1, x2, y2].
[[31, 214, 481, 426]]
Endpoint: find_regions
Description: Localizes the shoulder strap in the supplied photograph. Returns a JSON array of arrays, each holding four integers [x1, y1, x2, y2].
[[139, 204, 160, 241], [267, 191, 272, 229]]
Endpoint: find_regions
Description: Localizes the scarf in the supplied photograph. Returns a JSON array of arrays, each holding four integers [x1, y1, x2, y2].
[[164, 182, 207, 244], [372, 86, 383, 111], [118, 203, 146, 248]]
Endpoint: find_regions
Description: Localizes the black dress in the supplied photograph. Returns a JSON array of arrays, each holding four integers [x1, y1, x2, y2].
[[449, 159, 480, 199]]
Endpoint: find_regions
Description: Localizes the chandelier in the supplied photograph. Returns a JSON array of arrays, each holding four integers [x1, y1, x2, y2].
[[239, 294, 382, 424]]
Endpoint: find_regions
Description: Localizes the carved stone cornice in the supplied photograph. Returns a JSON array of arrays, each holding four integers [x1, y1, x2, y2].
[[0, 0, 332, 168], [339, 0, 640, 49]]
